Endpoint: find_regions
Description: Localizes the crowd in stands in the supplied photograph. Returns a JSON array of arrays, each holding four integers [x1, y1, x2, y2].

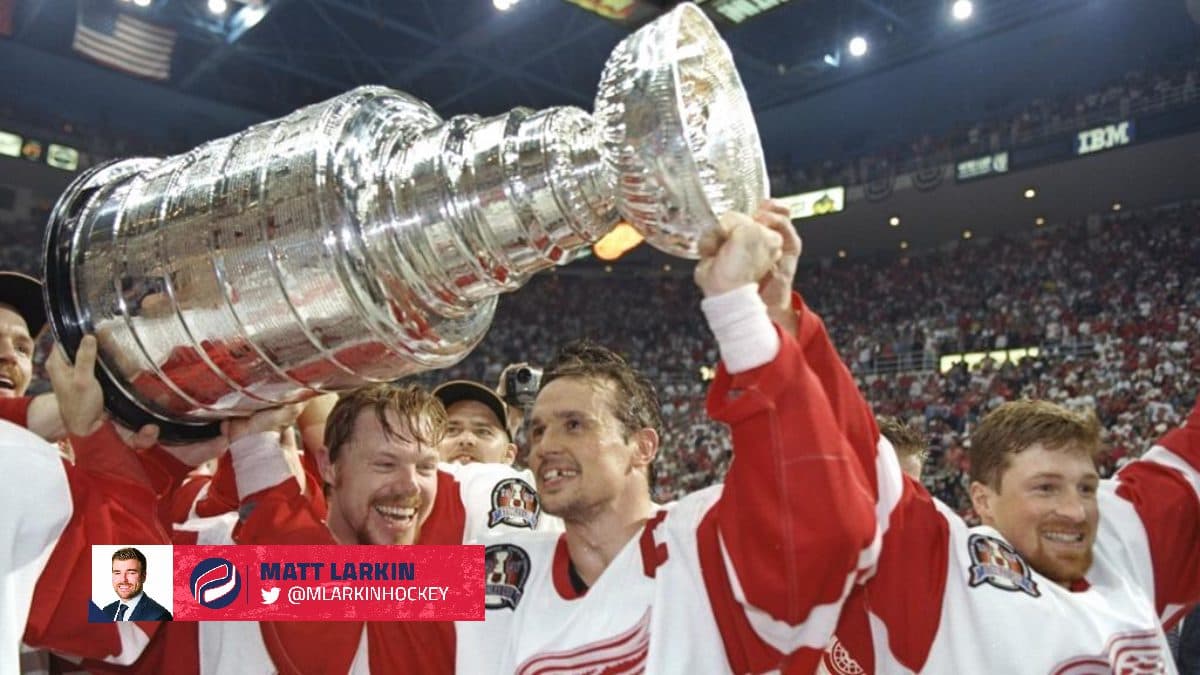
[[0, 217, 45, 275], [770, 60, 1200, 194], [433, 201, 1199, 513]]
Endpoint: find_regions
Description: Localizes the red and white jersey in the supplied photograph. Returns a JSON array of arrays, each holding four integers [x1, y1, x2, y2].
[[77, 454, 547, 675], [231, 458, 561, 675], [0, 410, 176, 671], [1, 419, 71, 673], [824, 398, 1200, 674], [487, 311, 894, 675]]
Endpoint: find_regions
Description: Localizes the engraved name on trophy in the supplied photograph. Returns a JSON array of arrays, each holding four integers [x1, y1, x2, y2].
[[42, 2, 766, 440]]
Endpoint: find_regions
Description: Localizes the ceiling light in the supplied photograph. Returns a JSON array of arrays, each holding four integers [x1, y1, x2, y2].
[[952, 0, 974, 21], [962, 230, 973, 240], [1112, 202, 1122, 211], [837, 249, 847, 259], [900, 240, 909, 250], [132, 0, 151, 7], [240, 5, 266, 28], [1035, 217, 1045, 226], [494, 0, 517, 10], [208, 0, 227, 14], [1023, 188, 1036, 199], [889, 216, 900, 227], [848, 36, 868, 57]]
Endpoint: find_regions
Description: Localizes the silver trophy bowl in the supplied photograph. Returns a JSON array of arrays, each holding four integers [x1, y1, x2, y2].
[[42, 2, 766, 441]]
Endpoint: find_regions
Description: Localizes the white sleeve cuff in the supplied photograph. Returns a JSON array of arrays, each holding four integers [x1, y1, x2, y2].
[[229, 431, 294, 500], [701, 284, 781, 374]]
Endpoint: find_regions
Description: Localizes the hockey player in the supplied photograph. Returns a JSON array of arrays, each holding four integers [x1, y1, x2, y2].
[[486, 205, 890, 674], [821, 394, 1200, 673], [6, 336, 174, 668], [216, 382, 559, 674]]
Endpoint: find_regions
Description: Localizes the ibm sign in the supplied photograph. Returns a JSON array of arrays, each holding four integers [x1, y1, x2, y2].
[[1075, 121, 1135, 156]]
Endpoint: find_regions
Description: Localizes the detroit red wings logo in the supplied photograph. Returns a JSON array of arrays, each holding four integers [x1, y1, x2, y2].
[[516, 609, 651, 675], [824, 637, 865, 675], [1051, 630, 1167, 674]]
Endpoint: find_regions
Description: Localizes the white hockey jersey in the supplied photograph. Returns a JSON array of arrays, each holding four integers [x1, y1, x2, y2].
[[1, 420, 71, 674], [486, 313, 896, 675], [822, 399, 1200, 674]]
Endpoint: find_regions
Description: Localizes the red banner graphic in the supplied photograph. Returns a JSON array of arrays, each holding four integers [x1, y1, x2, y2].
[[173, 545, 484, 621]]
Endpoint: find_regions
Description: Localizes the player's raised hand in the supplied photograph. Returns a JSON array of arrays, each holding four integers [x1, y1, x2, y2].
[[222, 403, 304, 445], [46, 335, 106, 436], [694, 211, 783, 298], [753, 200, 802, 336], [754, 200, 800, 297]]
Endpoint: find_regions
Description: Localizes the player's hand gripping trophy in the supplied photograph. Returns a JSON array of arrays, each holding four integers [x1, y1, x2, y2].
[[42, 2, 767, 441]]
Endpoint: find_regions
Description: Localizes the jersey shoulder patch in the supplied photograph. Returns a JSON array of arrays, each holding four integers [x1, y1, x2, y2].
[[966, 533, 1040, 598], [489, 477, 540, 529], [485, 543, 531, 610]]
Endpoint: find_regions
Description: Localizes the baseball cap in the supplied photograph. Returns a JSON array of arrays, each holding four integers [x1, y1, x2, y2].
[[432, 380, 510, 434], [0, 272, 46, 337]]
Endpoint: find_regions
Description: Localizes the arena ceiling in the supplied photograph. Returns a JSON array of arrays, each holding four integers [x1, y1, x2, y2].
[[6, 0, 1198, 159]]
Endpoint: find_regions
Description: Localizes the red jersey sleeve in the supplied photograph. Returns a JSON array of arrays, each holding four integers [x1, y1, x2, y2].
[[702, 317, 880, 672], [1114, 395, 1200, 624]]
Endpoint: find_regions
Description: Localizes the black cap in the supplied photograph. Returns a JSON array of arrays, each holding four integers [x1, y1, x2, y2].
[[0, 272, 46, 337], [432, 380, 509, 432]]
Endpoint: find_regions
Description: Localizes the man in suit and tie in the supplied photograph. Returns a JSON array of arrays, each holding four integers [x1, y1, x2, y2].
[[103, 547, 172, 622]]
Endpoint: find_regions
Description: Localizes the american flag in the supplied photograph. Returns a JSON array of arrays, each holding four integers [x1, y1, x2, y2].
[[0, 0, 14, 36], [72, 0, 177, 81]]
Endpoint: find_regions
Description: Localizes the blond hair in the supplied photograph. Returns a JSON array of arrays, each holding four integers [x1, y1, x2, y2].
[[324, 383, 447, 462]]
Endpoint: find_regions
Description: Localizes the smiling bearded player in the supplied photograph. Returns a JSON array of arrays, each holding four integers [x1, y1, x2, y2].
[[815, 394, 1200, 673], [201, 383, 560, 675]]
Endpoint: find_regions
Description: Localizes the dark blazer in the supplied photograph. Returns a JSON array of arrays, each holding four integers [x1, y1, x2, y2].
[[101, 594, 173, 622], [1180, 608, 1200, 675]]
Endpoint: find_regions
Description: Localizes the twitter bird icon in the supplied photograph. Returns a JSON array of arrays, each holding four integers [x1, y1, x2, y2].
[[261, 587, 281, 605]]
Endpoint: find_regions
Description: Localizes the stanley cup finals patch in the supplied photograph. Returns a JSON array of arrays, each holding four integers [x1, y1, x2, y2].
[[489, 478, 540, 529], [966, 533, 1040, 597]]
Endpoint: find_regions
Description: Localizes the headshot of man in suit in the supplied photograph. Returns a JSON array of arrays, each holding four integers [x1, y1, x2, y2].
[[104, 547, 172, 622]]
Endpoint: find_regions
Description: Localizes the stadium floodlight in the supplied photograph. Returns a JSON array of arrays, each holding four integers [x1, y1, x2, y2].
[[239, 4, 266, 29], [952, 0, 974, 21], [208, 0, 228, 15], [848, 36, 868, 57]]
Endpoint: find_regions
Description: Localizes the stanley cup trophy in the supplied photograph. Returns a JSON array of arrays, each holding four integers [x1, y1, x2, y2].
[[42, 2, 767, 441]]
